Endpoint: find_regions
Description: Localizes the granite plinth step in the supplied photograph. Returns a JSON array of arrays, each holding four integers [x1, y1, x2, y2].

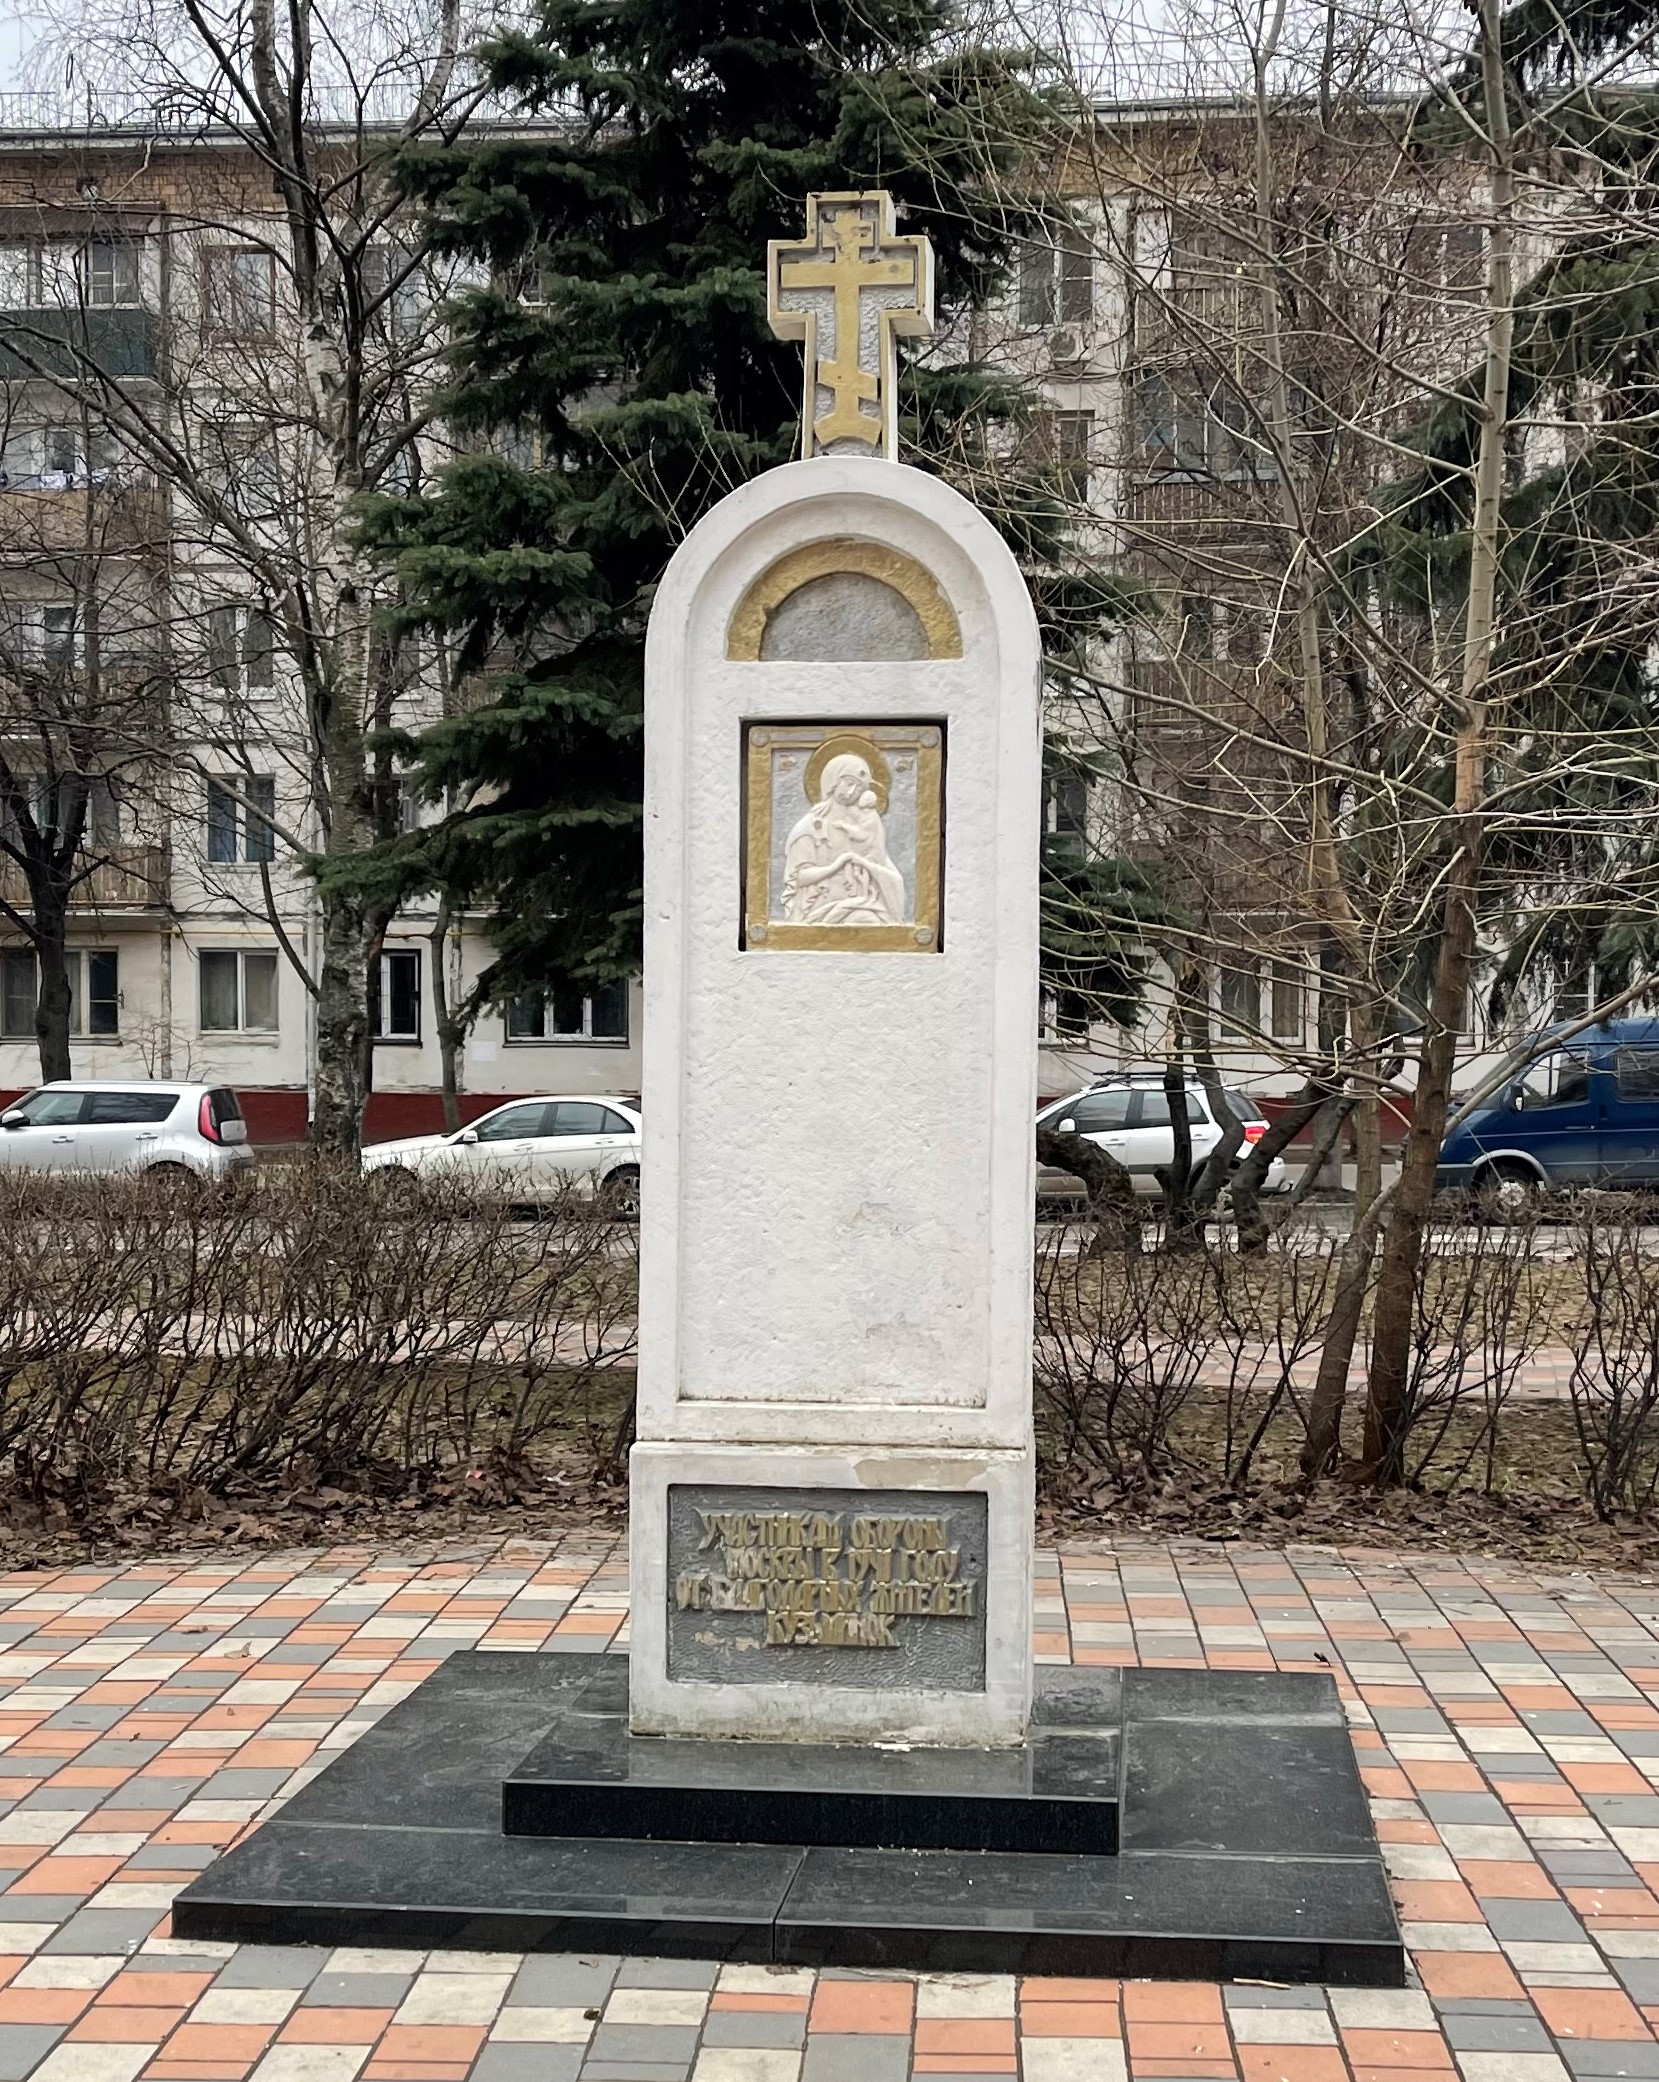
[[503, 1663, 1118, 1854], [173, 1650, 1403, 1984]]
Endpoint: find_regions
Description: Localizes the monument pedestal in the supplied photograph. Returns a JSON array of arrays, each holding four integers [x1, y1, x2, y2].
[[176, 193, 1405, 1988], [175, 1649, 1403, 1983], [629, 1444, 1031, 1746]]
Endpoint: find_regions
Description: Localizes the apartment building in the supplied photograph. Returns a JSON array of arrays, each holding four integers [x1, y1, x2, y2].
[[0, 98, 1548, 1129], [0, 115, 639, 1138], [1000, 104, 1543, 1101]]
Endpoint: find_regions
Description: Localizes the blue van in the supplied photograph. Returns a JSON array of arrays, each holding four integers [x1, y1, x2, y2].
[[1438, 1016, 1659, 1216]]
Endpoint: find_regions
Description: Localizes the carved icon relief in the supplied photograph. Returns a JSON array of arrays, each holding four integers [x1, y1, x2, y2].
[[783, 743, 905, 926], [744, 722, 943, 953]]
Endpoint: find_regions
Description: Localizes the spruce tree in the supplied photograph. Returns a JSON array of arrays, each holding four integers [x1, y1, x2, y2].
[[364, 0, 1123, 1010]]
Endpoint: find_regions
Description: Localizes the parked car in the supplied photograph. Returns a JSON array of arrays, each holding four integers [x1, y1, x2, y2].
[[1439, 1016, 1659, 1218], [0, 1081, 252, 1181], [1035, 1078, 1290, 1202], [361, 1095, 642, 1210]]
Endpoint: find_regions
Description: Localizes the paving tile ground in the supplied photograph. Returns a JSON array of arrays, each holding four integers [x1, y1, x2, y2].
[[0, 1535, 1658, 2082]]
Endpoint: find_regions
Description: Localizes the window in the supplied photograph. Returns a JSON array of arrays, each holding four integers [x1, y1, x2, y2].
[[1133, 375, 1275, 482], [1018, 240, 1055, 329], [40, 604, 77, 667], [505, 980, 628, 1042], [206, 776, 277, 865], [397, 774, 423, 833], [1057, 1090, 1132, 1134], [359, 243, 422, 338], [474, 1101, 550, 1142], [203, 246, 276, 335], [1519, 1050, 1592, 1108], [1131, 206, 1173, 291], [2, 775, 116, 847], [202, 427, 281, 516], [84, 241, 141, 308], [1045, 989, 1091, 1038], [199, 950, 278, 1033], [82, 779, 120, 849], [84, 1090, 178, 1125], [1, 951, 33, 1038], [1134, 1089, 1210, 1129], [1614, 1049, 1659, 1100], [1271, 963, 1303, 1040], [1017, 225, 1093, 328], [1055, 410, 1093, 502], [1045, 773, 1089, 859], [550, 1101, 628, 1136], [208, 606, 277, 694], [1220, 967, 1261, 1038], [0, 949, 118, 1037], [70, 951, 119, 1036], [6, 1088, 84, 1125], [0, 245, 33, 308], [376, 949, 420, 1041]]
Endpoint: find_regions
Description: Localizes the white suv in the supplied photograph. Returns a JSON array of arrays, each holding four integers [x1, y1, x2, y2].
[[362, 1095, 642, 1209], [1036, 1080, 1290, 1201], [0, 1081, 254, 1181]]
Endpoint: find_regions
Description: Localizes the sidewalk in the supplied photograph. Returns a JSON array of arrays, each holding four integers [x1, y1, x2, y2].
[[0, 1533, 1657, 2082]]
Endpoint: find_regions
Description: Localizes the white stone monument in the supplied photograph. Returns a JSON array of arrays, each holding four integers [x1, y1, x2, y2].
[[629, 191, 1042, 1748]]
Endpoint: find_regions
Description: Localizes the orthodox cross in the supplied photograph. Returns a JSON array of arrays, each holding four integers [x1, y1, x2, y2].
[[767, 191, 934, 460]]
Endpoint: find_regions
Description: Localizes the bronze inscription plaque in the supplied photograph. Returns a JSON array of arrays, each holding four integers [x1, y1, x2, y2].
[[665, 1484, 988, 1690]]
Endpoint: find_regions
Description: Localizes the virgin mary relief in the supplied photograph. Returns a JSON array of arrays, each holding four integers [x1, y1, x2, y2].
[[781, 751, 908, 926]]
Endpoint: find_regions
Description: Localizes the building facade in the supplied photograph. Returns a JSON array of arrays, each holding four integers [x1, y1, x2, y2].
[[0, 117, 641, 1138]]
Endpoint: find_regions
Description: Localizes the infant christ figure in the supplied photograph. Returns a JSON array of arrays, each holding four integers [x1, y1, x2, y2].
[[781, 751, 907, 926]]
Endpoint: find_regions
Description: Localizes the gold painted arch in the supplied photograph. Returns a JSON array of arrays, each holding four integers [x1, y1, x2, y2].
[[726, 537, 962, 661]]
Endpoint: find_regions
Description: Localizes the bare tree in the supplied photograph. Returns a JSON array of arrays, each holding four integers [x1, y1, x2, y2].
[[0, 380, 168, 1077], [979, 0, 1659, 1477], [1, 0, 484, 1148]]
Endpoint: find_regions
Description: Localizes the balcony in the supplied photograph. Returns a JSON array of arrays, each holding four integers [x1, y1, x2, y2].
[[0, 480, 166, 557], [0, 844, 166, 912], [0, 307, 161, 381]]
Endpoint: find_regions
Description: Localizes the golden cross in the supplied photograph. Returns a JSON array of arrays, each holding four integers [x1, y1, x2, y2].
[[768, 192, 934, 459]]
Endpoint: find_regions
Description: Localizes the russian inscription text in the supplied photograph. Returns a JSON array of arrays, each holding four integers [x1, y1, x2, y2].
[[665, 1485, 989, 1691], [674, 1508, 980, 1647]]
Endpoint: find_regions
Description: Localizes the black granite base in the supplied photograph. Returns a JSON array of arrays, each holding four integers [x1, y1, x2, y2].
[[173, 1652, 1403, 1983], [503, 1661, 1118, 1854]]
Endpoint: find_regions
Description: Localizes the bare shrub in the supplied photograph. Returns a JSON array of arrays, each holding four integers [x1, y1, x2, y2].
[[1033, 1218, 1340, 1488], [1568, 1208, 1659, 1520], [1371, 1220, 1551, 1492], [0, 1165, 635, 1522]]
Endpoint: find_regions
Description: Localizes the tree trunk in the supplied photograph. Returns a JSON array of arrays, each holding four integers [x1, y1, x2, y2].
[[308, 538, 384, 1158], [1299, 1183, 1388, 1479], [1231, 1076, 1339, 1251], [32, 895, 72, 1082], [1037, 1127, 1140, 1257], [313, 888, 373, 1156], [1157, 1040, 1199, 1249], [1187, 1005, 1246, 1217], [1296, 977, 1385, 1472], [1283, 1090, 1357, 1210], [1360, 0, 1514, 1484], [429, 895, 463, 1134]]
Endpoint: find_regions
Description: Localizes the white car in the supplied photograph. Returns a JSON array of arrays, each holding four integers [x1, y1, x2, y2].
[[1036, 1080, 1290, 1201], [362, 1095, 642, 1209], [0, 1080, 253, 1181]]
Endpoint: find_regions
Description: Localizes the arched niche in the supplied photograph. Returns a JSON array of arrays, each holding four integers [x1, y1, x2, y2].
[[725, 536, 963, 662]]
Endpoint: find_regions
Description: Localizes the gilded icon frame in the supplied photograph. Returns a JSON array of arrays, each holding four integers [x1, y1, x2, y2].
[[742, 720, 945, 953]]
